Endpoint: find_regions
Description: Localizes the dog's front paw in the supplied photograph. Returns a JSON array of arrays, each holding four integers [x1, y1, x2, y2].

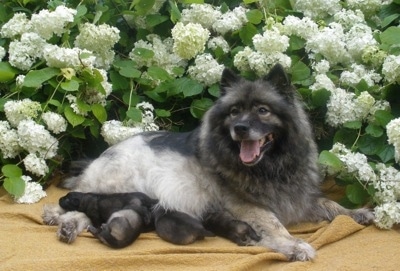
[[350, 208, 375, 225], [286, 240, 316, 262], [42, 204, 65, 225]]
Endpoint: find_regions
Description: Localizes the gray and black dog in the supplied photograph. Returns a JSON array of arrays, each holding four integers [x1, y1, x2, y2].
[[44, 64, 374, 261]]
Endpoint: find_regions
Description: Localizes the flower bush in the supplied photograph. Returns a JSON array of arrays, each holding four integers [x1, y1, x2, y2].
[[0, 0, 399, 228]]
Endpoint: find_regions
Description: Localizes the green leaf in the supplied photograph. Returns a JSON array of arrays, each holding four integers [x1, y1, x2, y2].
[[343, 121, 362, 129], [122, 93, 140, 107], [147, 66, 173, 81], [377, 145, 395, 163], [23, 68, 60, 88], [381, 13, 400, 29], [61, 80, 79, 91], [374, 110, 393, 127], [177, 78, 203, 97], [311, 89, 331, 107], [357, 135, 385, 155], [110, 71, 130, 91], [365, 124, 384, 137], [239, 23, 258, 45], [346, 183, 369, 205], [2, 164, 23, 178], [246, 9, 263, 24], [168, 0, 181, 23], [190, 98, 213, 119], [318, 151, 343, 171], [146, 14, 169, 27], [291, 60, 310, 82], [119, 66, 141, 78], [208, 84, 220, 97], [133, 0, 155, 15], [126, 107, 142, 122], [132, 48, 155, 59], [0, 62, 17, 82], [380, 26, 400, 46], [180, 0, 204, 3], [3, 176, 26, 197], [64, 105, 85, 127], [289, 36, 306, 51], [91, 104, 107, 123], [155, 109, 171, 117]]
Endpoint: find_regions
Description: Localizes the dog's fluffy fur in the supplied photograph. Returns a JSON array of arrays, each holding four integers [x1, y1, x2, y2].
[[43, 64, 374, 261]]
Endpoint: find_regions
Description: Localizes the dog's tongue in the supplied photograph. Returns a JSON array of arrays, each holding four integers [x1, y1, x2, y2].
[[240, 140, 260, 163]]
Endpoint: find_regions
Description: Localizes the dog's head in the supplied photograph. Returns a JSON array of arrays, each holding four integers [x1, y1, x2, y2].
[[216, 64, 297, 166], [59, 192, 85, 211]]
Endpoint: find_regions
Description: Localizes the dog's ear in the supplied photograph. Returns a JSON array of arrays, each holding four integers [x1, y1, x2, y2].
[[264, 64, 295, 101], [220, 68, 241, 96]]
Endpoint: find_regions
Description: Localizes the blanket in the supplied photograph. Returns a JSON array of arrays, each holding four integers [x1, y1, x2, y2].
[[1, 181, 400, 271]]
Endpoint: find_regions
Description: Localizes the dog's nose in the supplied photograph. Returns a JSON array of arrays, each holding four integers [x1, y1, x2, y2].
[[234, 124, 249, 137]]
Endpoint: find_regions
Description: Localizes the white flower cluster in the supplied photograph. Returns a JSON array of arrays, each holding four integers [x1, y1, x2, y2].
[[212, 6, 248, 35], [4, 99, 42, 127], [188, 53, 224, 86], [0, 5, 119, 71], [329, 143, 376, 183], [207, 36, 230, 53], [42, 112, 68, 134], [347, 0, 393, 16], [327, 144, 400, 229], [293, 0, 341, 19], [74, 23, 120, 68], [30, 5, 76, 39], [326, 89, 378, 127], [171, 22, 210, 60], [129, 35, 186, 77], [282, 15, 318, 40], [387, 118, 400, 163], [13, 176, 46, 204], [1, 99, 67, 177], [81, 68, 113, 105], [180, 4, 248, 35], [180, 3, 222, 29], [372, 163, 400, 229], [234, 26, 291, 76], [340, 64, 382, 87], [382, 55, 400, 84], [101, 102, 159, 145]]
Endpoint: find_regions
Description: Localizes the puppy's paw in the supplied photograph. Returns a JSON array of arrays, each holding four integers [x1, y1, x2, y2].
[[42, 204, 65, 225], [350, 208, 375, 225], [57, 211, 91, 243], [287, 240, 316, 262], [57, 220, 79, 243]]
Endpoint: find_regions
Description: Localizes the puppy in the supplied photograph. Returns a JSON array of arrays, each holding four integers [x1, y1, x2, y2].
[[59, 192, 156, 248]]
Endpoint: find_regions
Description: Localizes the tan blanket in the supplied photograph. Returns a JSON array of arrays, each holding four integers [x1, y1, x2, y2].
[[1, 183, 400, 271]]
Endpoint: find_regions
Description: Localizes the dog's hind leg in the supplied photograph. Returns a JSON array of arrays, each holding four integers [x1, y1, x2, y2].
[[312, 197, 374, 225]]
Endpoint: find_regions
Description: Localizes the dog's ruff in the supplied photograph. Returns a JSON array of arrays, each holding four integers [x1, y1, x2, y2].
[[43, 64, 374, 261]]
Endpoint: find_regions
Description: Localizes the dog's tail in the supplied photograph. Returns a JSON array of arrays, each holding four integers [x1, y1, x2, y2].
[[58, 160, 92, 189]]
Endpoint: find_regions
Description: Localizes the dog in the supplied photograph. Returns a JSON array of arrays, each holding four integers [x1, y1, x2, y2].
[[43, 64, 374, 261]]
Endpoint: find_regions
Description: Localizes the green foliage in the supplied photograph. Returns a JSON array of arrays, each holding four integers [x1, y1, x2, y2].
[[0, 0, 399, 213]]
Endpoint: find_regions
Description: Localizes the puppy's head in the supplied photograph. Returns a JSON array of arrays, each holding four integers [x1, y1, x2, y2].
[[59, 192, 84, 211]]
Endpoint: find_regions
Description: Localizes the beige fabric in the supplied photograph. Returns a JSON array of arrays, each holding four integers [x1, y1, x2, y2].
[[1, 183, 399, 271]]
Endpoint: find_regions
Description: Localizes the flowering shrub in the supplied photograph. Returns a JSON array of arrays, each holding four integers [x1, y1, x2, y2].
[[0, 0, 399, 228]]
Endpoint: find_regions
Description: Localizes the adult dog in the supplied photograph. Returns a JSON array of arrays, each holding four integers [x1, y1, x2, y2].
[[43, 64, 373, 261]]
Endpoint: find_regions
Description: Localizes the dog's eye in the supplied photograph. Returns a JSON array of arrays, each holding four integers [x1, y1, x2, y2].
[[230, 107, 240, 116], [258, 107, 270, 115]]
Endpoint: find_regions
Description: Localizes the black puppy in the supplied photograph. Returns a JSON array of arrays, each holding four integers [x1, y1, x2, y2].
[[59, 192, 260, 248], [59, 192, 157, 248]]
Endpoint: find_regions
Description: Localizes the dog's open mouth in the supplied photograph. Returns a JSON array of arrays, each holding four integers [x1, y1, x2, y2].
[[239, 133, 274, 165]]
